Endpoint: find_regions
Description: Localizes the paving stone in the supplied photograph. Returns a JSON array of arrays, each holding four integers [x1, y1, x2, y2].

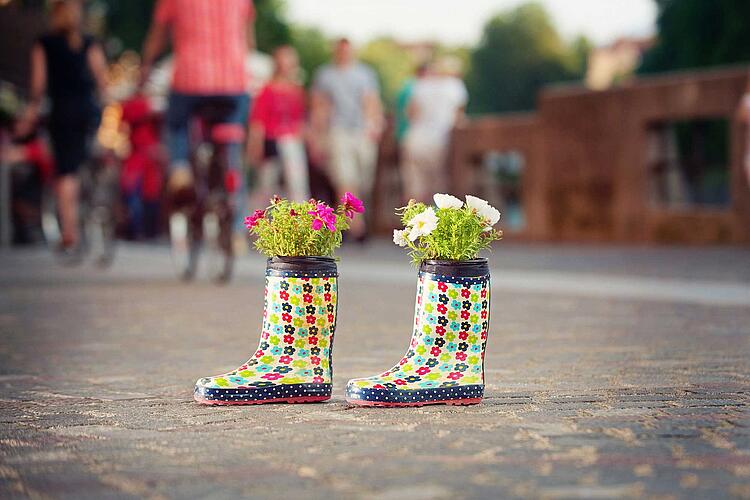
[[0, 244, 749, 498]]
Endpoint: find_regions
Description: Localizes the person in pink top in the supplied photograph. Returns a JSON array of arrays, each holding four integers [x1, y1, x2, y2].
[[140, 0, 254, 194], [248, 45, 310, 203]]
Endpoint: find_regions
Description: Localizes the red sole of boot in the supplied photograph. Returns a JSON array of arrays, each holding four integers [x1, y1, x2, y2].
[[194, 395, 330, 405], [345, 397, 482, 408]]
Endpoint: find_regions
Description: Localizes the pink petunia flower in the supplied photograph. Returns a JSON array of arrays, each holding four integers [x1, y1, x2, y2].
[[244, 209, 266, 230], [308, 203, 337, 232], [339, 192, 365, 219]]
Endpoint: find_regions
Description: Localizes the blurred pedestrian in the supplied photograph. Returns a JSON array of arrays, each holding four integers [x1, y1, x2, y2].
[[16, 0, 108, 255], [402, 56, 468, 203], [311, 38, 383, 241], [140, 0, 253, 202], [394, 63, 428, 147], [736, 76, 750, 188], [119, 93, 163, 239], [248, 45, 310, 204]]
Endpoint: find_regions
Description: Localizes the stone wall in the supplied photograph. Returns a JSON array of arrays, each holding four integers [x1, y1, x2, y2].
[[448, 66, 750, 244]]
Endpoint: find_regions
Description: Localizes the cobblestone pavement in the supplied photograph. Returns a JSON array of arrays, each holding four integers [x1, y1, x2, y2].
[[1, 243, 749, 499]]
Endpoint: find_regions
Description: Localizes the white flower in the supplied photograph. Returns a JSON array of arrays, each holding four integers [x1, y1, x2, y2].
[[407, 207, 438, 241], [484, 205, 501, 226], [433, 193, 463, 210], [392, 229, 409, 247], [465, 195, 501, 227], [465, 195, 490, 212]]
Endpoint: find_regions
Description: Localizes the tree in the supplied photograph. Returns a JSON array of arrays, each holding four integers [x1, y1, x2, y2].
[[466, 2, 585, 114], [639, 0, 750, 74], [359, 37, 415, 106], [100, 0, 156, 54], [254, 0, 291, 53], [570, 35, 593, 77], [290, 26, 330, 86]]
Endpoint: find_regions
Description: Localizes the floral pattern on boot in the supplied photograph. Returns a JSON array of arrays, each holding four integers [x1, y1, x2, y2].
[[195, 273, 337, 404], [347, 272, 489, 405]]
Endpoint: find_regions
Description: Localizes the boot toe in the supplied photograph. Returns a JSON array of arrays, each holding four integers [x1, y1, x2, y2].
[[195, 377, 212, 389]]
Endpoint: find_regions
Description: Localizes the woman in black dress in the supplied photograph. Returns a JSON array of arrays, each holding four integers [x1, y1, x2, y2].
[[17, 0, 108, 253]]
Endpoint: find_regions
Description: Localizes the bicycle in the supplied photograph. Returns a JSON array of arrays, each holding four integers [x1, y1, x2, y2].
[[169, 98, 243, 284]]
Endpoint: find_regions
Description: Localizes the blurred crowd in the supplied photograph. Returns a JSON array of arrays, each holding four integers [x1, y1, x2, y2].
[[0, 0, 469, 250]]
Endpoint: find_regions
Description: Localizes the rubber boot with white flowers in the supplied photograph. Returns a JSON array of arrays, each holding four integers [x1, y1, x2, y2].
[[195, 257, 337, 404], [346, 259, 490, 406]]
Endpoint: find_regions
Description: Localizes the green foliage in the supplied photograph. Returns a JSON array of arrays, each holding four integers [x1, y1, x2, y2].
[[639, 0, 750, 74], [466, 2, 586, 114], [397, 202, 502, 266], [290, 26, 331, 86], [570, 35, 594, 76], [100, 0, 156, 54], [254, 0, 292, 53], [250, 199, 351, 258], [359, 37, 416, 106]]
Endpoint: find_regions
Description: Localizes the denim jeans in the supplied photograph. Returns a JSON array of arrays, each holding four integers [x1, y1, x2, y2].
[[165, 92, 250, 232], [165, 92, 250, 172]]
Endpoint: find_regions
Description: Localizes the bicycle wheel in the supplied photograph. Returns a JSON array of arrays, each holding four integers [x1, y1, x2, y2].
[[202, 208, 233, 284], [169, 210, 199, 281], [87, 157, 119, 268], [87, 205, 115, 268]]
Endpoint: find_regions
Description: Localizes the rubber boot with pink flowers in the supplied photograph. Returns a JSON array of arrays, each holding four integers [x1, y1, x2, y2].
[[194, 194, 363, 405], [194, 256, 338, 404], [346, 194, 501, 407]]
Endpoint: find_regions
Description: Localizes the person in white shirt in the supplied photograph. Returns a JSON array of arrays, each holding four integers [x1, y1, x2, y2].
[[402, 56, 468, 203]]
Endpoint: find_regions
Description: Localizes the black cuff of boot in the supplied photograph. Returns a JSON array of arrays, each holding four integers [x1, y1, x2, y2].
[[420, 258, 489, 278], [267, 256, 338, 276]]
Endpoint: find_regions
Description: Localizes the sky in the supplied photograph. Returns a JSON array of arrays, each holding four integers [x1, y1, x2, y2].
[[284, 0, 657, 47]]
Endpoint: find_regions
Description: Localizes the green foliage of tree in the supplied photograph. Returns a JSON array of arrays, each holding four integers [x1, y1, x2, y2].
[[466, 2, 586, 114], [570, 35, 593, 76], [290, 26, 330, 86], [359, 37, 415, 106], [254, 0, 291, 53], [100, 0, 156, 53], [639, 0, 750, 74]]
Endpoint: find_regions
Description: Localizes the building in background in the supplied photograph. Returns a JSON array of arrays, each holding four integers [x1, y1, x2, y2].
[[443, 66, 750, 245], [586, 37, 653, 90]]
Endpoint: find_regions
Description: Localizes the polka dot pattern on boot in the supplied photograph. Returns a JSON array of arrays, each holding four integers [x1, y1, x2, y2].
[[419, 272, 489, 286], [267, 270, 339, 279], [346, 384, 484, 404], [196, 383, 332, 402]]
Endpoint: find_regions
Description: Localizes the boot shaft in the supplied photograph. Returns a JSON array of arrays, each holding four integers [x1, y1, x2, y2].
[[255, 257, 338, 385], [405, 259, 491, 386], [256, 271, 337, 384]]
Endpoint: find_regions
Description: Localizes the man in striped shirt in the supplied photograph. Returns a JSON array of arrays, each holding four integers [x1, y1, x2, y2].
[[141, 0, 254, 193]]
